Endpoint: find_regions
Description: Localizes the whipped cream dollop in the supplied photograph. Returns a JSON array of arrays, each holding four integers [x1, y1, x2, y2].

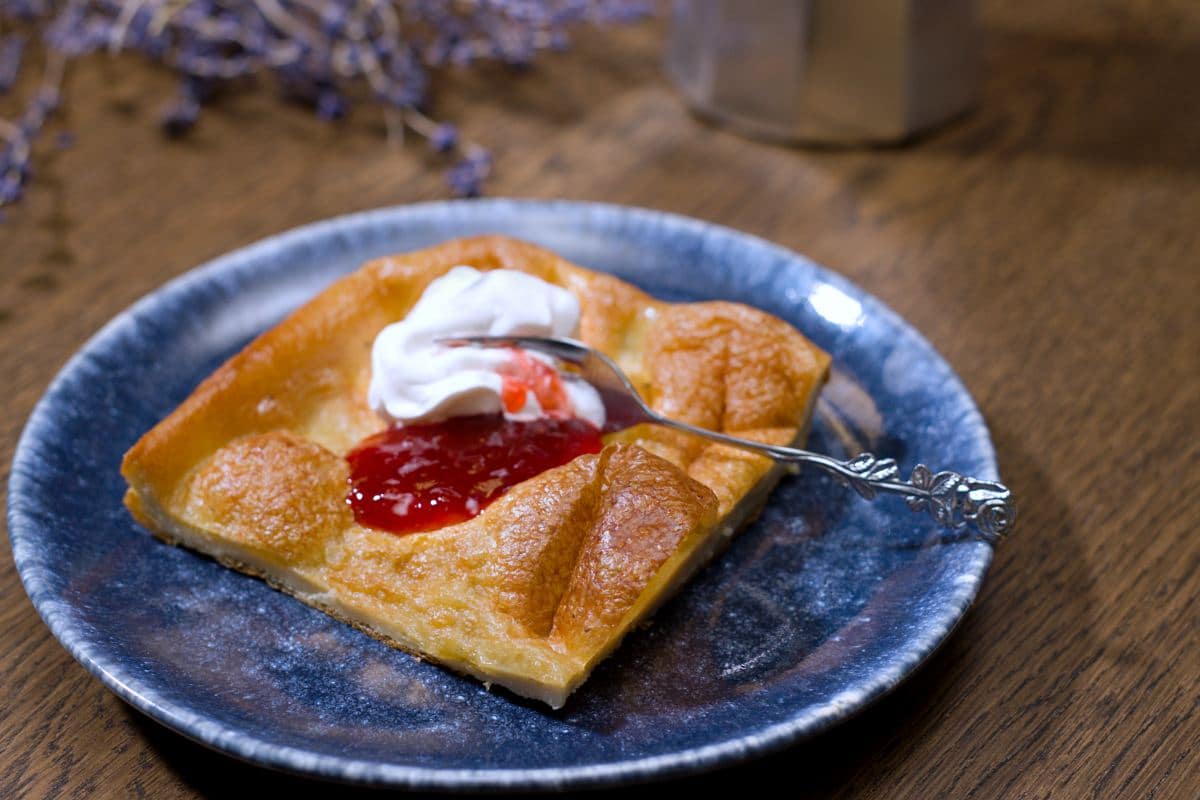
[[367, 266, 605, 428]]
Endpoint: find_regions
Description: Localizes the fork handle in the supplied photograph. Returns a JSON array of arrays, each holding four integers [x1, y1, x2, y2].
[[657, 417, 1016, 540]]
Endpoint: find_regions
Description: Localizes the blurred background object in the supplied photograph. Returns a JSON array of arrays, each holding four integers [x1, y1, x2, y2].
[[666, 0, 979, 143], [0, 0, 652, 208]]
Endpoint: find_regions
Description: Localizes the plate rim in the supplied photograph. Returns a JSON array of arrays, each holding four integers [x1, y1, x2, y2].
[[7, 198, 996, 790]]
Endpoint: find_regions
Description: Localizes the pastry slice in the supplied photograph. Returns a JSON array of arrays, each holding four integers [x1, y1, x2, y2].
[[121, 235, 830, 708]]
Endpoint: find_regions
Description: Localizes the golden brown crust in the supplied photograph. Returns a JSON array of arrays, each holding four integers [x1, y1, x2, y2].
[[183, 431, 351, 565], [486, 454, 603, 639], [648, 302, 827, 433], [549, 444, 718, 652], [120, 235, 829, 707]]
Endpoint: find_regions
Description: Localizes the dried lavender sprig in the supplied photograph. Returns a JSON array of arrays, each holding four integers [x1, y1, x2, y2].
[[446, 147, 491, 198], [402, 104, 457, 151], [0, 47, 65, 206], [0, 0, 653, 208], [0, 34, 24, 93]]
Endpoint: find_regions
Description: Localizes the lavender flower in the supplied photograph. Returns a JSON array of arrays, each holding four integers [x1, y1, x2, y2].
[[428, 122, 456, 153], [0, 0, 653, 209], [161, 95, 200, 137], [446, 149, 492, 198], [0, 35, 23, 95], [0, 172, 21, 205], [315, 88, 346, 120]]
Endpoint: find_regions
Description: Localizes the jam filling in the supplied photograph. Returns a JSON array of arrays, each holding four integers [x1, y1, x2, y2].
[[346, 414, 603, 535]]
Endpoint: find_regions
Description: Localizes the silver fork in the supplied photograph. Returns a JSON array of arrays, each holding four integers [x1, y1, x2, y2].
[[440, 335, 1016, 540]]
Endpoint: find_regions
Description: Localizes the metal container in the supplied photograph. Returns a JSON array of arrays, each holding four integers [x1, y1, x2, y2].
[[665, 0, 979, 144]]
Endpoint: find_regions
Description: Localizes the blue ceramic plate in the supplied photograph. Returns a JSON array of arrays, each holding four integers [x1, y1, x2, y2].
[[8, 200, 996, 790]]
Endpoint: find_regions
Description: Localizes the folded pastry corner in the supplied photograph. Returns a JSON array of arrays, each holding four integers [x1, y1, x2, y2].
[[121, 235, 830, 708]]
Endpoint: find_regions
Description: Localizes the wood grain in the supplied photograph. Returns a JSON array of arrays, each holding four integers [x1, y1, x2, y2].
[[2, 2, 1199, 797]]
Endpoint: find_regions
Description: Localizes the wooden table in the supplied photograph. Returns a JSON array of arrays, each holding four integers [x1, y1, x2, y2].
[[3, 3, 1198, 797]]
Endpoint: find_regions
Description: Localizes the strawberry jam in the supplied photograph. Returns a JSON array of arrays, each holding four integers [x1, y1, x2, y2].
[[346, 414, 603, 535], [498, 348, 569, 415]]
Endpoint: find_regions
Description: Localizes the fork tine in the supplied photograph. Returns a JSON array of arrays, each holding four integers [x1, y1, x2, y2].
[[436, 335, 590, 365]]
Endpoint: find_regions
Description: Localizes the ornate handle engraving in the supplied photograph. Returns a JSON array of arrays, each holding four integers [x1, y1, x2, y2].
[[822, 454, 1016, 539], [832, 453, 900, 499], [668, 421, 1018, 541]]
